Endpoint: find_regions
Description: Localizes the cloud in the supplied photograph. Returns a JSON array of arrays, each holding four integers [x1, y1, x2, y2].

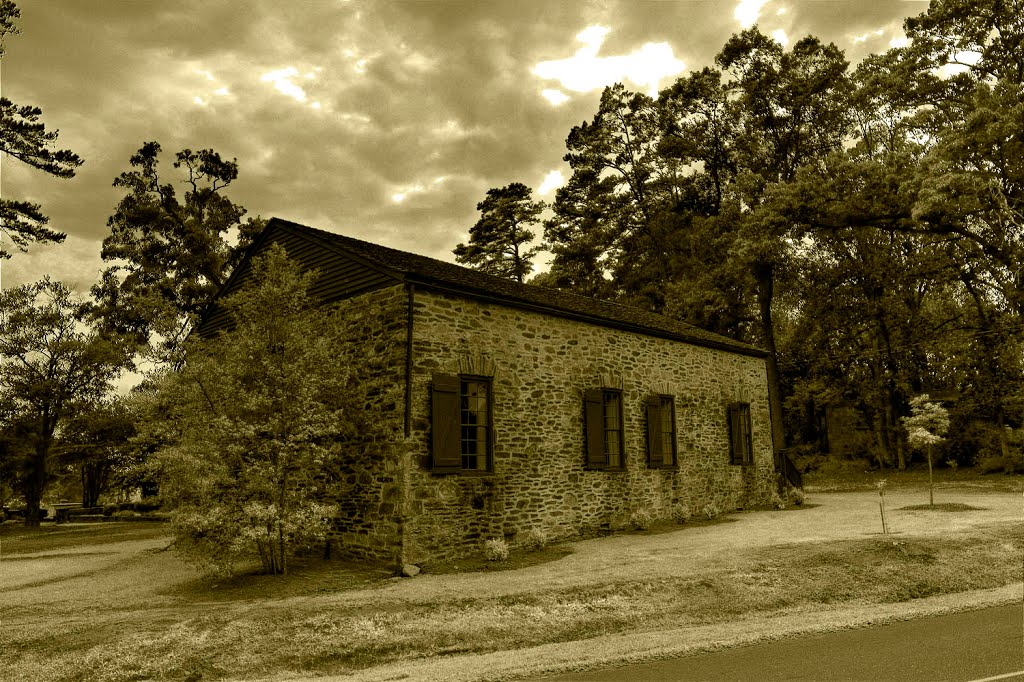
[[260, 66, 319, 105], [532, 25, 685, 97], [852, 28, 885, 44], [538, 170, 565, 196], [541, 89, 571, 106], [734, 0, 771, 29], [2, 0, 930, 292]]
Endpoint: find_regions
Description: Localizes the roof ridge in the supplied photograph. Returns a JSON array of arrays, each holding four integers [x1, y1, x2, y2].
[[267, 218, 764, 357]]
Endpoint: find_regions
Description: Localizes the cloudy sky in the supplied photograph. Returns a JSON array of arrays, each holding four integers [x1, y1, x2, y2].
[[3, 0, 929, 292]]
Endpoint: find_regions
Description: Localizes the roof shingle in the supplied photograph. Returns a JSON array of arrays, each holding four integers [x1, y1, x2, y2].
[[271, 218, 765, 358]]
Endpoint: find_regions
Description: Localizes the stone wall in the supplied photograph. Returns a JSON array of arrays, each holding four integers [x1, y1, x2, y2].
[[323, 284, 408, 564], [402, 288, 775, 565]]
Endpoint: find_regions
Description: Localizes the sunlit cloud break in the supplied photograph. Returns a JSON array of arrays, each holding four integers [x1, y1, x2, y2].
[[260, 67, 322, 108], [735, 0, 771, 29], [541, 89, 570, 106], [538, 170, 565, 196], [391, 177, 448, 204], [532, 25, 685, 98], [853, 28, 886, 44]]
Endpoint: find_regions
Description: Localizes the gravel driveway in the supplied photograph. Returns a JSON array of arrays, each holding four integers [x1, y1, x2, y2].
[[361, 487, 1024, 603]]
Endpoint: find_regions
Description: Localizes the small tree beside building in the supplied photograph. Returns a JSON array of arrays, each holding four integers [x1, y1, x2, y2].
[[152, 245, 376, 575]]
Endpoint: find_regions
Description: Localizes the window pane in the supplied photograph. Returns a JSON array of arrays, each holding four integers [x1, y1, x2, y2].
[[460, 380, 490, 469], [660, 397, 675, 465], [604, 395, 619, 429], [605, 434, 620, 455], [603, 391, 623, 468]]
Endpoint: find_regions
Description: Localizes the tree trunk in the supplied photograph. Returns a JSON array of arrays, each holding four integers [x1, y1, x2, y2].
[[927, 445, 934, 508], [755, 263, 785, 469], [81, 461, 108, 508], [997, 408, 1011, 461], [889, 389, 907, 470], [23, 437, 50, 528], [873, 414, 890, 469], [876, 409, 892, 466]]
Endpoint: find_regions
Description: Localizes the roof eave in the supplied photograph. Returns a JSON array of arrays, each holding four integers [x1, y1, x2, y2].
[[406, 275, 768, 359]]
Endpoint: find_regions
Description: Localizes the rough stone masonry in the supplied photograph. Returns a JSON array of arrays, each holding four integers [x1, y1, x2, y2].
[[324, 283, 776, 567]]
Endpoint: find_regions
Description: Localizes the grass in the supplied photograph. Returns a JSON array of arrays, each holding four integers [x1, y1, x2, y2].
[[898, 502, 983, 512], [802, 461, 1024, 493], [0, 521, 168, 555], [3, 503, 1022, 682]]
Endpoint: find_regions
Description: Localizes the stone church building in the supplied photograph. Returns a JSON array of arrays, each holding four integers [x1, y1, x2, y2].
[[198, 218, 777, 567]]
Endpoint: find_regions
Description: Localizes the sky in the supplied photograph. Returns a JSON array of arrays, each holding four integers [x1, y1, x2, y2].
[[2, 0, 930, 293]]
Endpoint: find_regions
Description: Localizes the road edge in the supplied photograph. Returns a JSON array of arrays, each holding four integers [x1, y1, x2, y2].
[[325, 582, 1023, 682]]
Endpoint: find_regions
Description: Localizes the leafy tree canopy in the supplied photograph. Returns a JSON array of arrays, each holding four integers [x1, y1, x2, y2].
[[454, 183, 544, 284], [0, 278, 126, 525], [0, 1, 83, 258], [91, 142, 264, 360], [57, 399, 137, 507]]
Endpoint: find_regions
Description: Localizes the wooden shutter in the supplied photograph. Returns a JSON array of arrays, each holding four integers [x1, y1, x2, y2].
[[584, 389, 606, 468], [431, 373, 461, 471], [740, 403, 753, 464], [728, 403, 743, 465], [646, 396, 663, 467]]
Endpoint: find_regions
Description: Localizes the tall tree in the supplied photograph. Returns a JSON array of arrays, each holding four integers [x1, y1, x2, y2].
[[764, 0, 1024, 459], [544, 32, 853, 462], [91, 142, 263, 360], [718, 30, 854, 456], [545, 83, 680, 306], [454, 183, 543, 283], [0, 279, 125, 525], [0, 1, 83, 260]]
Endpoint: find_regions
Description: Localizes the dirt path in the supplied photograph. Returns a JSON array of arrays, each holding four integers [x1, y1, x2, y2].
[[323, 488, 1024, 605]]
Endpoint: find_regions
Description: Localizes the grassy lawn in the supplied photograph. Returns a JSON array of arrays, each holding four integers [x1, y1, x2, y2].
[[2, 489, 1022, 682], [802, 460, 1024, 493]]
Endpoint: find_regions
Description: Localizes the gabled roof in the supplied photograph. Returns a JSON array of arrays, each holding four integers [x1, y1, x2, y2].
[[199, 217, 766, 358]]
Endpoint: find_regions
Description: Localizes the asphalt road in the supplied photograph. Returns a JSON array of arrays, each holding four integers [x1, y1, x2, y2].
[[539, 604, 1024, 682]]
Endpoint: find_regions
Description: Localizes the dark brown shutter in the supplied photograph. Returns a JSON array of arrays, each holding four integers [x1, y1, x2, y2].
[[431, 373, 461, 471], [740, 403, 753, 464], [646, 396, 663, 467], [584, 389, 606, 468], [728, 403, 742, 465]]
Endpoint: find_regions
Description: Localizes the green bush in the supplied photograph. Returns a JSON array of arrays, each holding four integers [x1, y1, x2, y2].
[[519, 527, 549, 551], [629, 508, 654, 530], [977, 455, 1024, 474], [702, 503, 720, 520], [943, 419, 1000, 467], [786, 444, 827, 473], [483, 538, 509, 561], [671, 502, 691, 524]]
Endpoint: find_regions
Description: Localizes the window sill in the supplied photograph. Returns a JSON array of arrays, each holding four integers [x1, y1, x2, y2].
[[431, 469, 494, 476]]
